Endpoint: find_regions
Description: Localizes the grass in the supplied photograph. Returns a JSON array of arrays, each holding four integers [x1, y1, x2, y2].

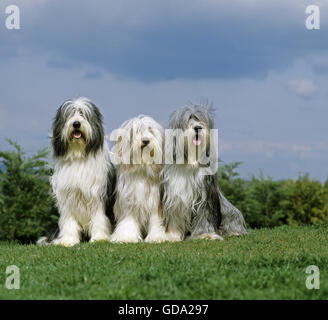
[[0, 224, 327, 299]]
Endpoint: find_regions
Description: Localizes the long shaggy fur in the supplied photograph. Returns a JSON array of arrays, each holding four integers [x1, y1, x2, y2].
[[110, 115, 167, 243], [42, 97, 116, 247], [161, 103, 247, 241]]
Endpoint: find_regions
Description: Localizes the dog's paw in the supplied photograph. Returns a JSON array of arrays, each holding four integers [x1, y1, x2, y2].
[[190, 233, 224, 241], [164, 231, 183, 242], [110, 233, 142, 243], [90, 235, 110, 243], [145, 232, 168, 243], [52, 237, 80, 247]]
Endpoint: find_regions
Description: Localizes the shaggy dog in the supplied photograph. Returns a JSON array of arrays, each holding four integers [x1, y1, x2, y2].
[[161, 104, 247, 241], [44, 97, 116, 247], [110, 115, 167, 243]]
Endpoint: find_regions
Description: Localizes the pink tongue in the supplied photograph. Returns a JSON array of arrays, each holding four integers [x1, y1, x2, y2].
[[74, 132, 82, 139], [193, 139, 201, 146]]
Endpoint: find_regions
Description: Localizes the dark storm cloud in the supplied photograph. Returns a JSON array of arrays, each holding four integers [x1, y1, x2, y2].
[[0, 0, 327, 81]]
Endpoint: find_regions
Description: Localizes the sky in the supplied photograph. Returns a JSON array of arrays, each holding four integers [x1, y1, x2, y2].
[[0, 0, 327, 181]]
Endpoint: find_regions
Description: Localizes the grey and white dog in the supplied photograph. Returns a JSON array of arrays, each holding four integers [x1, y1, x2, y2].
[[160, 103, 247, 241]]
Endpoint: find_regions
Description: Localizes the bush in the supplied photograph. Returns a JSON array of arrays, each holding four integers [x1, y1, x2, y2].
[[219, 162, 328, 229], [241, 174, 286, 228], [281, 174, 328, 225], [0, 140, 58, 243]]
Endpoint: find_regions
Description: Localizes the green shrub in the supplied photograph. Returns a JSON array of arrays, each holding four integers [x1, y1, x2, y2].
[[241, 174, 286, 228], [0, 140, 58, 243], [218, 162, 247, 207], [281, 173, 328, 226], [219, 162, 328, 229]]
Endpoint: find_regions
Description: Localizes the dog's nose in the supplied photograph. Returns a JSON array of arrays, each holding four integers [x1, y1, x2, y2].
[[141, 139, 150, 147], [194, 126, 202, 132], [73, 121, 81, 129]]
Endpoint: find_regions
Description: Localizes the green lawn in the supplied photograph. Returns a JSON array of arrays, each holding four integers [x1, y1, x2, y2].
[[0, 225, 327, 299]]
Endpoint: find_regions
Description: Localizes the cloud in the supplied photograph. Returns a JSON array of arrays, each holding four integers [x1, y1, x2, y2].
[[0, 0, 327, 81], [287, 78, 317, 98], [0, 1, 327, 181], [221, 140, 316, 157], [220, 140, 328, 181]]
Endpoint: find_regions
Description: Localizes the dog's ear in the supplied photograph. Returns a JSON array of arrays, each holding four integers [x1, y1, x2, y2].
[[111, 126, 132, 165], [85, 102, 104, 155], [106, 164, 117, 227], [160, 171, 170, 231], [150, 125, 164, 165], [204, 173, 222, 230], [113, 135, 123, 161], [52, 105, 68, 157]]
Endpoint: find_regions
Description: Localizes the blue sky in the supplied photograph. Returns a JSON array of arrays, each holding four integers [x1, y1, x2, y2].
[[0, 0, 327, 181]]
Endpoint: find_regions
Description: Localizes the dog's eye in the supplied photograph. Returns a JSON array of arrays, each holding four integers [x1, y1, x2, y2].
[[79, 110, 84, 116]]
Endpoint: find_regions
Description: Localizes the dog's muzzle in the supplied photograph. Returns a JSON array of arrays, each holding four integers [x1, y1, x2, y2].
[[141, 139, 150, 148], [193, 126, 202, 146], [72, 121, 83, 139]]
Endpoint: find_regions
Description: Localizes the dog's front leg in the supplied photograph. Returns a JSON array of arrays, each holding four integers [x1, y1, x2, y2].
[[164, 218, 184, 242], [188, 212, 223, 241], [145, 209, 168, 243], [89, 207, 111, 243], [52, 215, 81, 247], [110, 215, 142, 243]]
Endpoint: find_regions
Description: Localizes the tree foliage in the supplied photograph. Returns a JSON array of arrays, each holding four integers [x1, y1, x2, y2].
[[0, 140, 58, 243]]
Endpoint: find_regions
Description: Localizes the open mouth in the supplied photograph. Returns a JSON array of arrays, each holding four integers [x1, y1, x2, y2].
[[193, 135, 201, 146], [72, 130, 83, 140]]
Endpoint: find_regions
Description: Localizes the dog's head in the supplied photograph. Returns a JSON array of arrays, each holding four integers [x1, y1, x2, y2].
[[169, 103, 214, 165], [113, 115, 163, 166], [52, 97, 104, 159]]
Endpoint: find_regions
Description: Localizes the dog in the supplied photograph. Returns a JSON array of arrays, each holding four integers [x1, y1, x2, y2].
[[110, 115, 168, 243], [161, 103, 247, 241], [41, 97, 116, 247]]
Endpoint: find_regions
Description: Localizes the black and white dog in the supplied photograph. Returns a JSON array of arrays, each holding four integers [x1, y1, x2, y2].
[[39, 97, 116, 246], [161, 104, 247, 241]]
